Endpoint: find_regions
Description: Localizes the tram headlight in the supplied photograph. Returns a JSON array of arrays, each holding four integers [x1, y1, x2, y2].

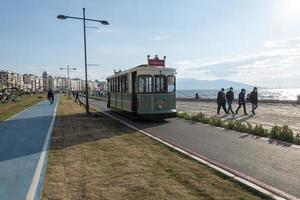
[[155, 100, 165, 110]]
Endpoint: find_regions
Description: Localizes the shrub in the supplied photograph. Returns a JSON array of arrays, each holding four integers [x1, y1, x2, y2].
[[191, 114, 198, 121], [184, 114, 192, 120], [252, 124, 269, 137], [232, 120, 242, 131], [239, 123, 249, 133], [295, 133, 300, 145], [191, 112, 205, 122], [195, 112, 205, 120], [271, 125, 294, 143], [177, 112, 185, 118], [227, 120, 235, 130], [201, 117, 212, 124], [245, 122, 253, 134], [211, 118, 224, 127], [177, 112, 192, 120]]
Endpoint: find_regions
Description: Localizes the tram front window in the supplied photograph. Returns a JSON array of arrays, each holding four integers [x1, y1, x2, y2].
[[154, 75, 166, 93], [167, 76, 175, 93], [138, 76, 152, 93]]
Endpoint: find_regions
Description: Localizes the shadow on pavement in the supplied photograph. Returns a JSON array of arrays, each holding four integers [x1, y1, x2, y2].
[[0, 108, 170, 163]]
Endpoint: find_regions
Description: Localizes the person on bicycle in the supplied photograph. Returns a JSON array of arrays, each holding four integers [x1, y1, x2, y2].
[[47, 89, 54, 104]]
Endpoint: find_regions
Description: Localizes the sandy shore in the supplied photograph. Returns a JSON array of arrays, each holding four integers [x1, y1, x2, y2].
[[176, 100, 300, 134]]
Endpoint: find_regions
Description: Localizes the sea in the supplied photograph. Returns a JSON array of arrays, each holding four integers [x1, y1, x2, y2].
[[176, 88, 300, 101]]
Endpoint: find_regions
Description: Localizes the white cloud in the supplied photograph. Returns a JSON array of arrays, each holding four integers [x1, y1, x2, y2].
[[174, 36, 300, 88], [150, 35, 169, 41]]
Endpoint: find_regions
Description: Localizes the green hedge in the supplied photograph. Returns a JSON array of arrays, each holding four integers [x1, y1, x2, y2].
[[177, 111, 300, 145]]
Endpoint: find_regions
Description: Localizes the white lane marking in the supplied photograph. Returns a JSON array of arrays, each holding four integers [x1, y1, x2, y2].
[[26, 96, 60, 200], [90, 104, 289, 200]]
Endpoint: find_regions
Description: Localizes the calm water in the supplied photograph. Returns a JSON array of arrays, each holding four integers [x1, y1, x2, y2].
[[177, 88, 300, 101]]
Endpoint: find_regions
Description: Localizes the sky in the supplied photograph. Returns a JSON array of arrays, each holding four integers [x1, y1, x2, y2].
[[1, 0, 300, 88]]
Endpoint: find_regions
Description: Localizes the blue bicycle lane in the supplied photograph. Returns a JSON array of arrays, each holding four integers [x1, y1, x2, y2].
[[0, 96, 59, 200]]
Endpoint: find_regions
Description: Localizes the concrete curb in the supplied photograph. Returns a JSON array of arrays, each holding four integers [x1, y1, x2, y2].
[[90, 104, 299, 200]]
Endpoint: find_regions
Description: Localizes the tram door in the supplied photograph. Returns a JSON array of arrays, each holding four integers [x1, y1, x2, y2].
[[132, 71, 137, 113]]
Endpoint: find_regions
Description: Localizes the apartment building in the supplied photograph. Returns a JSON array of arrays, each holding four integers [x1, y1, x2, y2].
[[0, 70, 14, 88]]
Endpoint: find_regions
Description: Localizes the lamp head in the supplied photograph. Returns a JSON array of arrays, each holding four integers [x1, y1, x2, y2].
[[99, 20, 109, 25], [57, 15, 67, 20]]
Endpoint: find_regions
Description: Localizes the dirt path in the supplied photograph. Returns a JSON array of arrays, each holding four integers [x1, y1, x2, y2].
[[41, 97, 269, 200], [177, 100, 300, 133]]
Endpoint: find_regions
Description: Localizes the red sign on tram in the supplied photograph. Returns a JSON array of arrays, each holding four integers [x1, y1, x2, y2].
[[147, 55, 166, 67]]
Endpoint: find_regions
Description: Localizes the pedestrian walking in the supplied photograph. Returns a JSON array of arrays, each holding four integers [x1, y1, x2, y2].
[[249, 87, 258, 115], [226, 87, 234, 114], [47, 89, 54, 104], [217, 88, 228, 115], [75, 91, 79, 102], [195, 93, 199, 100], [236, 89, 247, 115]]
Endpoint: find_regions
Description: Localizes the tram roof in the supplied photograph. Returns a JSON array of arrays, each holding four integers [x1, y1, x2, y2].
[[107, 64, 176, 79]]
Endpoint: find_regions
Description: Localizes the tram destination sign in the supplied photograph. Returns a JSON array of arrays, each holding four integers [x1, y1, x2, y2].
[[148, 58, 165, 67]]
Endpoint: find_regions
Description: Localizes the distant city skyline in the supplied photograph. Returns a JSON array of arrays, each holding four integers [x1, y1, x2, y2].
[[1, 0, 300, 88]]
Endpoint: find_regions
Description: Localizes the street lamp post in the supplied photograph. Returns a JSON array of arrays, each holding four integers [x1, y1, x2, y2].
[[60, 65, 77, 98], [57, 8, 109, 113]]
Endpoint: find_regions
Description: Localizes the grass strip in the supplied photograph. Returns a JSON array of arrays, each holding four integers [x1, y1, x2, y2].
[[41, 96, 270, 200], [0, 94, 45, 122]]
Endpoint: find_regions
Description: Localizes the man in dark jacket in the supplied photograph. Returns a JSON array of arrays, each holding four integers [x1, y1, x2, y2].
[[75, 91, 79, 102], [217, 88, 227, 115], [249, 87, 258, 115], [47, 89, 54, 104], [235, 89, 247, 115], [226, 87, 234, 114]]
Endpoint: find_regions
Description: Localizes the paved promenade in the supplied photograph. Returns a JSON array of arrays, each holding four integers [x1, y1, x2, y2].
[[84, 97, 300, 199], [0, 96, 59, 200]]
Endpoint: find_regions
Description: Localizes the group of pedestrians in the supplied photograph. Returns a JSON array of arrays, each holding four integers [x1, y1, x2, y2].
[[217, 87, 258, 115], [47, 90, 80, 104]]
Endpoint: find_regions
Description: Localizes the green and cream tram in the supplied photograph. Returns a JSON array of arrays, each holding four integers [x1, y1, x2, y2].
[[107, 56, 176, 119]]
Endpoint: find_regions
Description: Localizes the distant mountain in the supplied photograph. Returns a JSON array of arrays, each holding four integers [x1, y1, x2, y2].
[[176, 78, 255, 90]]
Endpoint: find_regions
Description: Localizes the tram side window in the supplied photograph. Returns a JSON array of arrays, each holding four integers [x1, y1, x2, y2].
[[167, 76, 175, 93], [112, 78, 115, 92], [121, 75, 128, 92], [108, 80, 111, 92], [154, 75, 166, 93], [124, 75, 128, 92], [138, 76, 152, 93], [120, 76, 123, 92], [118, 77, 121, 92]]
